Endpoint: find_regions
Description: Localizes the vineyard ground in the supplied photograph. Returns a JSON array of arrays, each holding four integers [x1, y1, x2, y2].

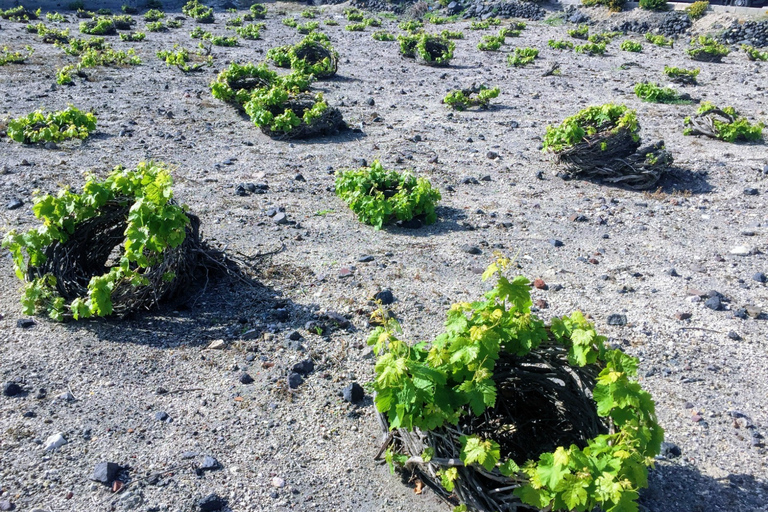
[[0, 1, 767, 511]]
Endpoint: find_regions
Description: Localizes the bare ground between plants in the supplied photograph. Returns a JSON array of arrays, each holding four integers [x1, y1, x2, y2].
[[0, 2, 767, 512]]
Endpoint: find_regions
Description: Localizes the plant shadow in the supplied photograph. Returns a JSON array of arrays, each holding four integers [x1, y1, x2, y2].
[[640, 461, 768, 512], [60, 260, 349, 350], [383, 205, 468, 237]]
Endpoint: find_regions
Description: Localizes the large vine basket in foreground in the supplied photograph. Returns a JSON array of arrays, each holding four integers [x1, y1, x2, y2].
[[370, 256, 663, 512]]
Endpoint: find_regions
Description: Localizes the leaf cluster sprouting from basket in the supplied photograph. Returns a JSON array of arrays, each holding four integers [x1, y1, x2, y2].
[[1, 162, 212, 320], [334, 161, 441, 230], [684, 102, 764, 142], [443, 85, 500, 111], [7, 105, 96, 143], [372, 256, 663, 512], [542, 104, 672, 189], [687, 35, 729, 62]]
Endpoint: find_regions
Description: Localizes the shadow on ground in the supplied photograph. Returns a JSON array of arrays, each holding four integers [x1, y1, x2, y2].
[[640, 461, 768, 512]]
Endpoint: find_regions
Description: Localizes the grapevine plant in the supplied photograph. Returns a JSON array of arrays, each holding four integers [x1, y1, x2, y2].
[[634, 82, 689, 104], [684, 102, 764, 142], [334, 161, 441, 230], [620, 40, 642, 52], [664, 66, 699, 85], [2, 162, 190, 320], [742, 45, 768, 61], [373, 256, 663, 512], [542, 104, 639, 153], [0, 46, 35, 65], [644, 33, 673, 48], [507, 47, 538, 67], [687, 35, 728, 61], [7, 106, 96, 144], [443, 85, 500, 111]]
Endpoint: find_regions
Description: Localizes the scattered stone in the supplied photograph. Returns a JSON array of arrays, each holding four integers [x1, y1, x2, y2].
[[239, 373, 254, 384], [569, 213, 587, 222], [2, 382, 22, 397], [460, 176, 479, 185], [156, 387, 168, 395], [294, 173, 305, 182], [730, 246, 751, 256], [272, 212, 288, 225], [534, 299, 548, 309], [44, 433, 67, 451], [207, 339, 226, 350], [326, 311, 350, 328], [338, 267, 354, 278], [118, 491, 142, 510], [704, 296, 721, 311], [35, 388, 46, 399], [0, 500, 13, 511], [461, 245, 482, 255], [16, 318, 35, 328], [675, 312, 692, 321], [155, 411, 170, 422], [659, 441, 681, 458], [287, 373, 303, 389], [607, 314, 627, 326], [200, 455, 220, 471], [548, 239, 563, 248], [486, 151, 498, 159], [745, 305, 762, 318], [733, 308, 748, 319], [357, 255, 374, 263], [91, 462, 121, 484], [342, 382, 365, 403], [373, 289, 394, 305], [271, 476, 286, 488], [6, 198, 23, 210], [753, 272, 766, 283], [666, 268, 680, 277], [743, 187, 759, 196], [728, 331, 742, 341], [198, 494, 226, 511], [292, 359, 314, 376], [532, 278, 547, 290], [58, 391, 75, 402]]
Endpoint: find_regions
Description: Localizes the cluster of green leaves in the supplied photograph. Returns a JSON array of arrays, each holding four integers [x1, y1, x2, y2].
[[27, 22, 71, 44], [507, 47, 539, 67], [56, 41, 141, 84], [374, 258, 663, 512], [415, 34, 454, 65], [182, 0, 213, 23], [144, 8, 165, 21], [365, 18, 381, 27], [685, 0, 709, 19], [301, 9, 317, 19], [443, 85, 500, 111], [210, 62, 311, 105], [440, 29, 464, 39], [620, 40, 642, 52], [297, 21, 319, 34], [344, 8, 365, 22], [663, 65, 699, 85], [634, 82, 688, 104], [542, 104, 639, 152], [644, 32, 673, 47], [250, 3, 267, 19], [167, 20, 182, 29], [324, 19, 339, 26], [157, 44, 212, 72], [684, 102, 764, 142], [639, 0, 668, 11], [204, 32, 239, 46], [287, 32, 339, 77], [575, 42, 606, 55], [425, 13, 450, 24], [190, 26, 206, 38], [7, 105, 96, 144], [398, 19, 423, 32], [478, 35, 505, 51], [266, 45, 292, 67], [742, 44, 768, 61], [0, 6, 40, 22], [75, 8, 95, 19], [226, 15, 243, 27], [46, 12, 67, 22], [372, 30, 396, 41], [79, 17, 116, 35], [236, 23, 263, 39], [335, 160, 441, 229], [346, 21, 367, 31], [122, 5, 139, 14], [120, 32, 146, 41], [687, 35, 729, 61], [548, 39, 573, 50], [498, 27, 521, 38], [2, 162, 190, 321], [581, 0, 627, 12], [568, 24, 589, 40], [146, 21, 165, 32], [469, 18, 501, 30], [111, 15, 136, 30], [282, 17, 297, 28], [244, 87, 328, 134], [0, 46, 35, 66], [57, 35, 106, 55]]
